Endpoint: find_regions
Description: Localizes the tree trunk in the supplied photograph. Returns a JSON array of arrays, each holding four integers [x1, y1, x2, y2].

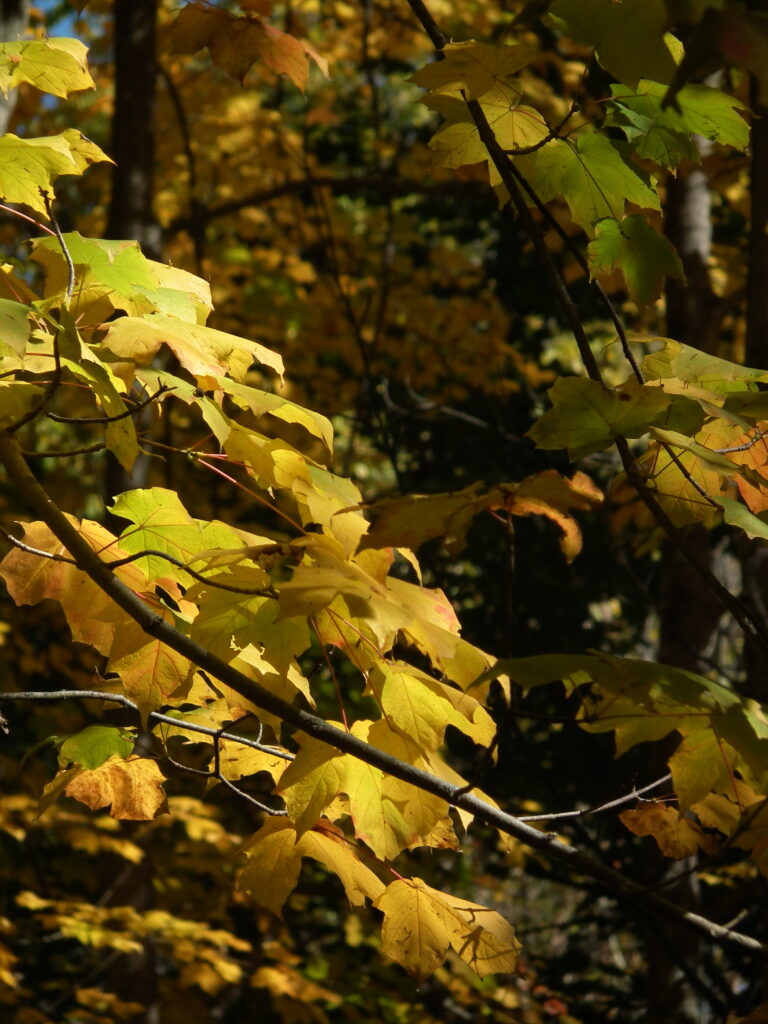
[[103, 0, 159, 515], [642, 135, 724, 1024]]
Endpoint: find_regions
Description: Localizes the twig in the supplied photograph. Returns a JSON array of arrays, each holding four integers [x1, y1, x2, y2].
[[21, 442, 106, 458], [0, 688, 293, 760], [46, 385, 172, 425], [517, 773, 672, 822], [105, 547, 278, 596], [42, 191, 75, 306], [0, 201, 56, 235]]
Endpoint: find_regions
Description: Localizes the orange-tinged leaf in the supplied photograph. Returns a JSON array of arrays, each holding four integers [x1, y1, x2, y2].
[[359, 470, 602, 561], [170, 4, 327, 90], [0, 518, 146, 655], [619, 802, 714, 858], [64, 755, 168, 820], [375, 878, 520, 981], [106, 609, 195, 716]]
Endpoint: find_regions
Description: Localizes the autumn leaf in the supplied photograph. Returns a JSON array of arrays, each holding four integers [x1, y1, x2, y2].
[[100, 313, 283, 385], [424, 80, 549, 172], [620, 802, 715, 858], [0, 130, 111, 214], [0, 38, 94, 98], [238, 817, 384, 916], [169, 3, 328, 91], [109, 487, 246, 585], [31, 233, 213, 326], [528, 376, 672, 458], [64, 756, 168, 820], [375, 878, 520, 981], [0, 518, 146, 655], [358, 469, 601, 561], [410, 40, 538, 100]]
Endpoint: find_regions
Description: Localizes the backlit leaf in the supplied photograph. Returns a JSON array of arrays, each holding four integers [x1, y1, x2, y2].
[[100, 313, 283, 384], [375, 878, 520, 981], [588, 215, 684, 307], [528, 376, 672, 458], [59, 726, 135, 770], [0, 38, 94, 98], [238, 817, 384, 917], [109, 488, 246, 584], [410, 40, 538, 99], [545, 0, 677, 88], [0, 130, 110, 214]]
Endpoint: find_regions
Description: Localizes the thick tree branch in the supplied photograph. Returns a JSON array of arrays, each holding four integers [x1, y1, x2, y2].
[[0, 430, 764, 957]]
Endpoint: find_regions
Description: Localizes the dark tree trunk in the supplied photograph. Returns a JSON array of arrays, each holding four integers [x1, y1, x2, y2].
[[741, 40, 768, 704], [106, 0, 161, 256], [104, 0, 159, 514], [641, 135, 725, 1024]]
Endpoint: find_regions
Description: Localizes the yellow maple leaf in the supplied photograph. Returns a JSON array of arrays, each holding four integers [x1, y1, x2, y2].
[[375, 878, 520, 981], [64, 755, 168, 821], [238, 817, 384, 916]]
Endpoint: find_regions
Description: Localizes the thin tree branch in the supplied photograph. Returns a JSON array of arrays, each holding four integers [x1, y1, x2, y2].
[[46, 385, 171, 425], [0, 430, 764, 957], [0, 688, 293, 760], [517, 773, 673, 822]]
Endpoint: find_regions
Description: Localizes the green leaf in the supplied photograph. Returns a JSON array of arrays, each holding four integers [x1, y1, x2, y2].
[[608, 80, 749, 158], [545, 0, 677, 88], [109, 487, 246, 584], [409, 40, 538, 99], [517, 135, 660, 234], [588, 216, 684, 307], [0, 38, 94, 99], [59, 725, 135, 770], [717, 496, 768, 541], [527, 376, 671, 458], [31, 233, 213, 325], [0, 130, 111, 215]]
